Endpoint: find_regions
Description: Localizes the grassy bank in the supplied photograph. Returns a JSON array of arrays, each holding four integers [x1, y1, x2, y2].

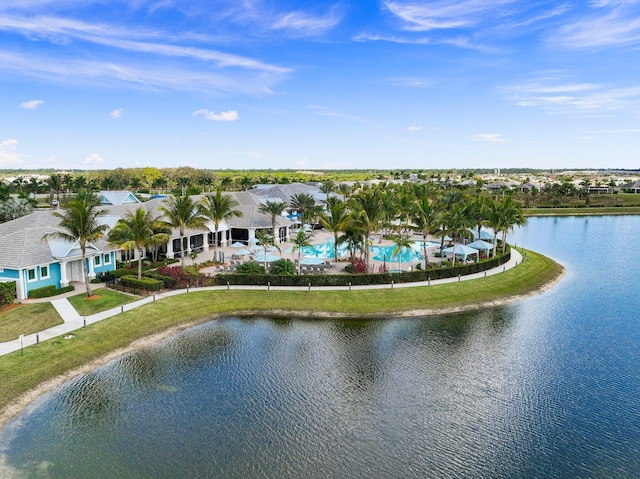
[[0, 303, 63, 342], [0, 249, 562, 417], [526, 206, 640, 216]]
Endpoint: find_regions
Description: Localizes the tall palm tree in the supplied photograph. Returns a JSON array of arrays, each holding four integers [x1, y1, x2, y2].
[[410, 195, 441, 267], [45, 190, 108, 297], [160, 194, 207, 268], [320, 197, 349, 261], [200, 189, 242, 263], [258, 200, 286, 240], [442, 202, 474, 266], [488, 196, 526, 255], [348, 187, 383, 272], [255, 229, 278, 270], [108, 208, 170, 279], [289, 193, 316, 227]]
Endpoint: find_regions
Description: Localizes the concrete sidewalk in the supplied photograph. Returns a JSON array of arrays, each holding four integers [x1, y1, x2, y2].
[[0, 250, 523, 357]]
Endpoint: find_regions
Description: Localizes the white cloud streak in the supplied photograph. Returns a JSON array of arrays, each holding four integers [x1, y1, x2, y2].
[[84, 153, 104, 166], [19, 99, 43, 109], [193, 109, 239, 121], [471, 133, 508, 143], [110, 108, 123, 118]]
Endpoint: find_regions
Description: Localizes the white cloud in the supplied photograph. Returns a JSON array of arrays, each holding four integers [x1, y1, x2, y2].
[[192, 109, 239, 121], [294, 158, 310, 167], [271, 6, 343, 37], [84, 153, 105, 166], [19, 99, 43, 109], [471, 133, 508, 143], [0, 138, 26, 167], [508, 78, 640, 113], [408, 126, 422, 131], [110, 108, 123, 118]]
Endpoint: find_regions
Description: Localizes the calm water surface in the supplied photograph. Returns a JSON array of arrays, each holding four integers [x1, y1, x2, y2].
[[1, 216, 640, 478]]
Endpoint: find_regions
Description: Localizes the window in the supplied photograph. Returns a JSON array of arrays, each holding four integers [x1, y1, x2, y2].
[[40, 266, 50, 279], [94, 255, 101, 266], [27, 269, 36, 282], [103, 253, 111, 265]]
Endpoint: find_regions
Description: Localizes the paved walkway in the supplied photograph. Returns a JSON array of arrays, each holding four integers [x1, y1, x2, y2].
[[0, 250, 523, 357]]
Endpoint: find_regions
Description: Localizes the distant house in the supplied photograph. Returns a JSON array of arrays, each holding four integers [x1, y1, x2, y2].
[[249, 183, 336, 206], [621, 181, 640, 193]]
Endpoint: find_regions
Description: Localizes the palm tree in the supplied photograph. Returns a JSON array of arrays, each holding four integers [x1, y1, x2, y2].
[[258, 200, 286, 240], [255, 229, 278, 270], [390, 233, 413, 271], [337, 183, 352, 199], [410, 195, 441, 267], [160, 194, 207, 268], [108, 208, 170, 279], [46, 174, 63, 203], [45, 190, 108, 297], [489, 196, 526, 255], [200, 189, 242, 264], [291, 228, 313, 272], [320, 197, 349, 261], [348, 187, 383, 272], [442, 202, 474, 266], [289, 193, 316, 227]]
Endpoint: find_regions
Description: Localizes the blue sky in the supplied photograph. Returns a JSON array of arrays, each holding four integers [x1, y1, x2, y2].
[[1, 0, 639, 171]]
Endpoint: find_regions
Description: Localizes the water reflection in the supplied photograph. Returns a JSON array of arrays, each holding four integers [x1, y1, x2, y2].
[[2, 216, 640, 478]]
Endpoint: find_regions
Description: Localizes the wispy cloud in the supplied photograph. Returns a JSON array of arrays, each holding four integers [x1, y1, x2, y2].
[[508, 77, 640, 113], [0, 138, 26, 167], [471, 133, 508, 143], [110, 108, 123, 118], [19, 99, 43, 109], [307, 105, 368, 123], [271, 6, 343, 37], [407, 125, 422, 131], [551, 2, 640, 49], [193, 109, 239, 121]]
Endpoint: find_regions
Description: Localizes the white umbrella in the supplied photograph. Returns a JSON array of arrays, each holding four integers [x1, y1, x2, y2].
[[235, 248, 251, 256]]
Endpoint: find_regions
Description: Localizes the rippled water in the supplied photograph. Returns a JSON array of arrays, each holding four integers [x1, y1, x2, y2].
[[1, 216, 640, 478]]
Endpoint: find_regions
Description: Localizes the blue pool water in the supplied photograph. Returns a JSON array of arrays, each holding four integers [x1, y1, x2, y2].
[[303, 239, 437, 262]]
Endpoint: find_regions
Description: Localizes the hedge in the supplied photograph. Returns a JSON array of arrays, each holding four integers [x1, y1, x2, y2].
[[28, 285, 75, 299], [118, 275, 164, 291], [142, 271, 179, 289], [214, 250, 511, 287], [0, 281, 16, 305]]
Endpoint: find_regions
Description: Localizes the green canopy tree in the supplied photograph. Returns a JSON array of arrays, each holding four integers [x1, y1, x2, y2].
[[108, 207, 170, 279], [45, 190, 108, 297]]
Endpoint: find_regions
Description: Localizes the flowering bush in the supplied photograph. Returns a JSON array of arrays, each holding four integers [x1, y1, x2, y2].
[[350, 257, 368, 274]]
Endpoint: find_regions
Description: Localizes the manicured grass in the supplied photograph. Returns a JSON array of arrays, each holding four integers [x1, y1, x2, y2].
[[0, 249, 562, 416], [66, 288, 140, 316], [0, 303, 63, 343], [526, 206, 640, 216]]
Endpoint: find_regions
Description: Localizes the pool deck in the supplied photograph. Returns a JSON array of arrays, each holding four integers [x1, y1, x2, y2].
[[0, 244, 522, 357]]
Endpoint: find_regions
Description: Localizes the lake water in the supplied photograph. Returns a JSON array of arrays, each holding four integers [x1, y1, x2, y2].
[[1, 216, 640, 478]]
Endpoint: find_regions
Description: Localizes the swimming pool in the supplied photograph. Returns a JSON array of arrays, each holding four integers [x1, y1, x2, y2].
[[302, 239, 437, 262]]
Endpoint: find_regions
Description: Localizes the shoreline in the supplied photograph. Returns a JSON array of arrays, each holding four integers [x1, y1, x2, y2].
[[0, 265, 564, 430]]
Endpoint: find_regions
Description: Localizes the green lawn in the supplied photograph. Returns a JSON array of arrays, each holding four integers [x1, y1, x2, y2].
[[67, 288, 141, 316], [0, 303, 63, 343], [0, 249, 562, 417]]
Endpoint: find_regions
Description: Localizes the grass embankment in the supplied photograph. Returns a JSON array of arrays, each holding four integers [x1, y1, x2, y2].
[[0, 303, 63, 342], [67, 288, 139, 316], [526, 206, 640, 216], [0, 249, 562, 417]]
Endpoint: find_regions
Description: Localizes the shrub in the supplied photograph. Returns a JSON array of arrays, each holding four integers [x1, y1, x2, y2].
[[119, 275, 163, 291], [235, 262, 266, 275], [0, 281, 17, 305], [269, 259, 296, 275], [350, 257, 367, 274], [28, 285, 75, 299]]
